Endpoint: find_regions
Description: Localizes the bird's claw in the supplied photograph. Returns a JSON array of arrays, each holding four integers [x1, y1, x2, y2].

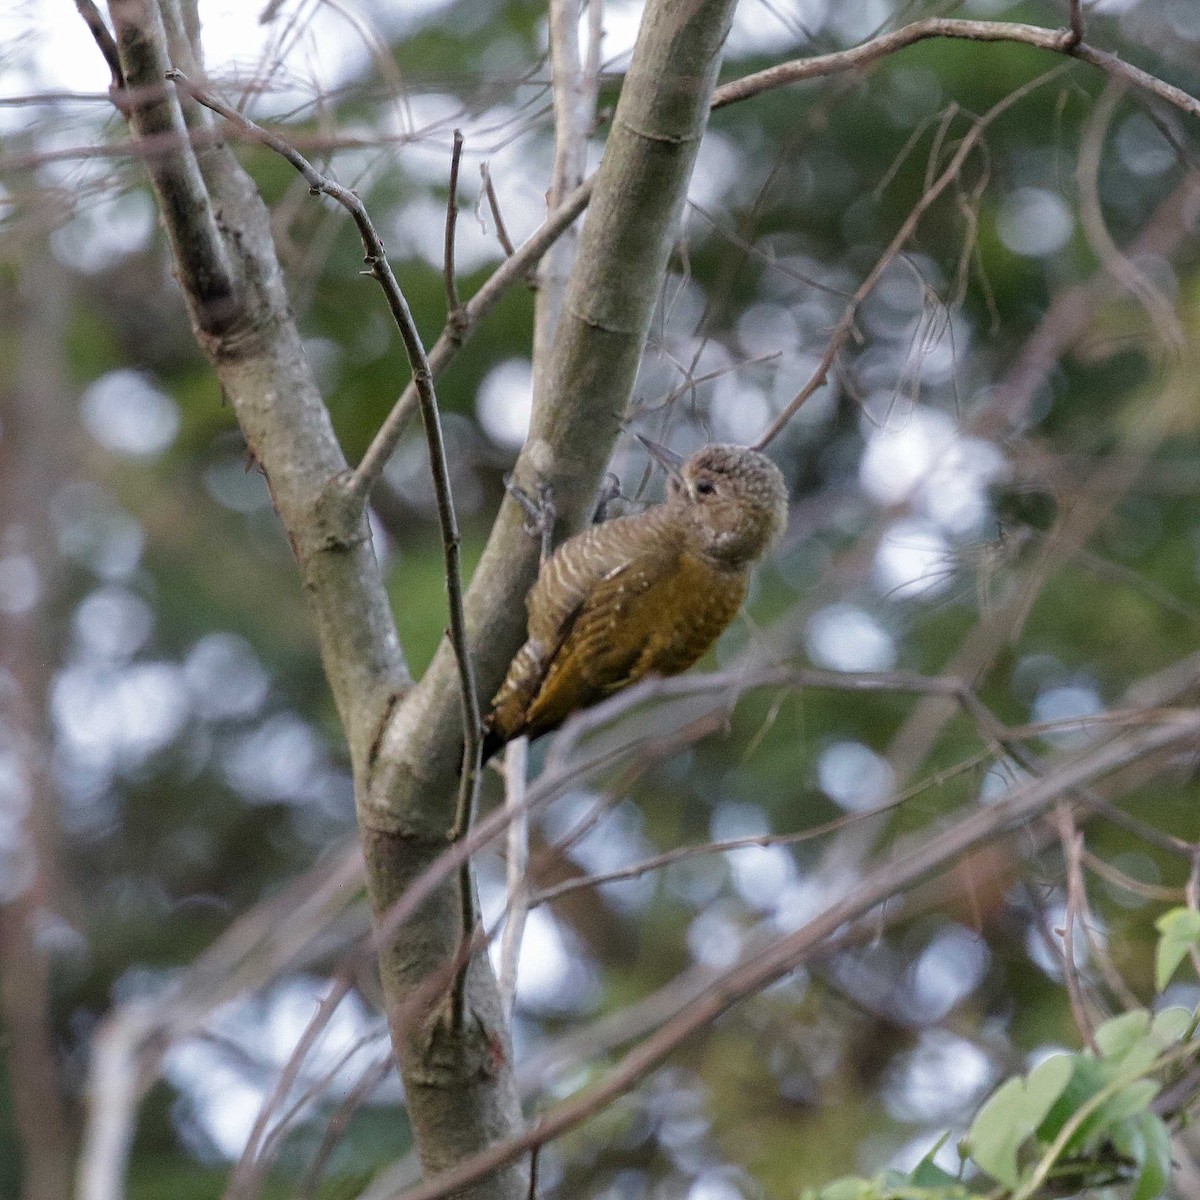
[[504, 476, 556, 564], [592, 472, 623, 524]]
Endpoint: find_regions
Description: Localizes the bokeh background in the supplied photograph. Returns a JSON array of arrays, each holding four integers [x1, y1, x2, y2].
[[3, 0, 1200, 1196]]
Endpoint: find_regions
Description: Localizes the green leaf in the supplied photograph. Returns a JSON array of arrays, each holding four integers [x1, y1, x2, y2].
[[1154, 907, 1200, 991], [808, 1179, 875, 1200], [1132, 1111, 1172, 1200], [1095, 1011, 1151, 1060], [967, 1055, 1074, 1187], [1150, 1006, 1193, 1047], [1097, 1079, 1161, 1126], [909, 1136, 958, 1190]]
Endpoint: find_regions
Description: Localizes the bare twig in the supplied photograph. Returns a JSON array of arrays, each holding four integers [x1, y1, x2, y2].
[[498, 737, 531, 1022], [1054, 804, 1097, 1049], [753, 66, 1069, 449], [584, 0, 603, 100], [381, 714, 1200, 1200], [89, 14, 1195, 492], [1066, 0, 1085, 50], [530, 0, 597, 444], [164, 65, 483, 836], [74, 0, 126, 94], [1185, 851, 1200, 983], [479, 163, 518, 256], [1081, 850, 1187, 902], [526, 1145, 541, 1200], [529, 749, 993, 907], [444, 129, 466, 334], [1076, 79, 1185, 353], [76, 1003, 158, 1200], [299, 1056, 394, 1200], [224, 977, 351, 1200], [352, 175, 592, 489], [709, 16, 1200, 121]]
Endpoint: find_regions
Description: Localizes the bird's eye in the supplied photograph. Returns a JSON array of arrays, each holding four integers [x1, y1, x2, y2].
[[695, 480, 716, 496]]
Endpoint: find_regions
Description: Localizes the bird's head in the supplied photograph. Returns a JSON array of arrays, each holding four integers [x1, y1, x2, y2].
[[640, 438, 789, 568]]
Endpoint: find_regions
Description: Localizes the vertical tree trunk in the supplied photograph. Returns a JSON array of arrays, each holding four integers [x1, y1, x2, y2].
[[102, 0, 738, 1193], [0, 253, 77, 1200]]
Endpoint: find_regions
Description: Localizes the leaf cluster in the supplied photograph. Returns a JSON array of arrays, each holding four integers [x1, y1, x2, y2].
[[805, 917, 1200, 1200]]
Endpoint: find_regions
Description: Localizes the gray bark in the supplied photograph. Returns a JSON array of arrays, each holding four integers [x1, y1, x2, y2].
[[103, 0, 736, 1193], [0, 249, 77, 1200]]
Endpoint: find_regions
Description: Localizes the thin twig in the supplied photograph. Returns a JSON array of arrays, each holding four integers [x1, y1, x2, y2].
[[1072, 855, 1145, 1013], [527, 1144, 541, 1200], [584, 0, 603, 100], [382, 715, 1200, 1200], [74, 0, 126, 95], [479, 163, 517, 256], [224, 977, 350, 1200], [709, 16, 1200, 121], [498, 737, 531, 1022], [1185, 851, 1200, 983], [1080, 850, 1186, 902], [167, 67, 486, 1029], [753, 64, 1069, 449], [444, 129, 466, 335], [351, 175, 592, 492], [298, 1057, 393, 1200], [529, 749, 993, 908], [1076, 79, 1185, 353], [1054, 804, 1097, 1050], [265, 14, 1200, 484], [1066, 0, 1085, 50]]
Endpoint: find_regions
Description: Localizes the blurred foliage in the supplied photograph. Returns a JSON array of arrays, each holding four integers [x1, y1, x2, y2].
[[3, 0, 1200, 1197]]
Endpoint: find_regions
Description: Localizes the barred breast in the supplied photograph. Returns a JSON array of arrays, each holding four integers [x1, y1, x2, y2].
[[483, 509, 746, 756]]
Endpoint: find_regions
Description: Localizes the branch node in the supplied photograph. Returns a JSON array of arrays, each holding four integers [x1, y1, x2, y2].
[[1062, 0, 1085, 50]]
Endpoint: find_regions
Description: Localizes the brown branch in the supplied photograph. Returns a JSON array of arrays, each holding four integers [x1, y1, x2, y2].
[[382, 713, 1200, 1200], [1054, 804, 1097, 1050], [164, 67, 484, 837], [75, 0, 126, 94], [528, 749, 992, 908], [443, 129, 466, 334], [709, 16, 1200, 122], [479, 163, 518, 257], [753, 66, 1069, 449]]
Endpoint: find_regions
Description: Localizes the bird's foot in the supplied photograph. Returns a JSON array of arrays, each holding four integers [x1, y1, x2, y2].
[[504, 475, 556, 564], [592, 471, 623, 524]]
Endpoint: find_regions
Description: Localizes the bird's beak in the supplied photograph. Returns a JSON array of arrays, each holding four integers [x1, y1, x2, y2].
[[636, 434, 684, 482]]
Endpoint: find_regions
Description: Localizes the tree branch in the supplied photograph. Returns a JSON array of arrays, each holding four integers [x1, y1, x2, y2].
[[710, 16, 1200, 121], [754, 65, 1069, 449], [165, 63, 485, 895], [74, 0, 126, 94], [381, 712, 1200, 1200]]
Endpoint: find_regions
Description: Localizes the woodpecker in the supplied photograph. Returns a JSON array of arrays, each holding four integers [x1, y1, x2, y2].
[[482, 439, 788, 760]]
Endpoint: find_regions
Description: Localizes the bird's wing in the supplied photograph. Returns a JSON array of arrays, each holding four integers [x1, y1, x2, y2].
[[486, 515, 656, 745], [520, 547, 744, 741], [516, 556, 661, 741]]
